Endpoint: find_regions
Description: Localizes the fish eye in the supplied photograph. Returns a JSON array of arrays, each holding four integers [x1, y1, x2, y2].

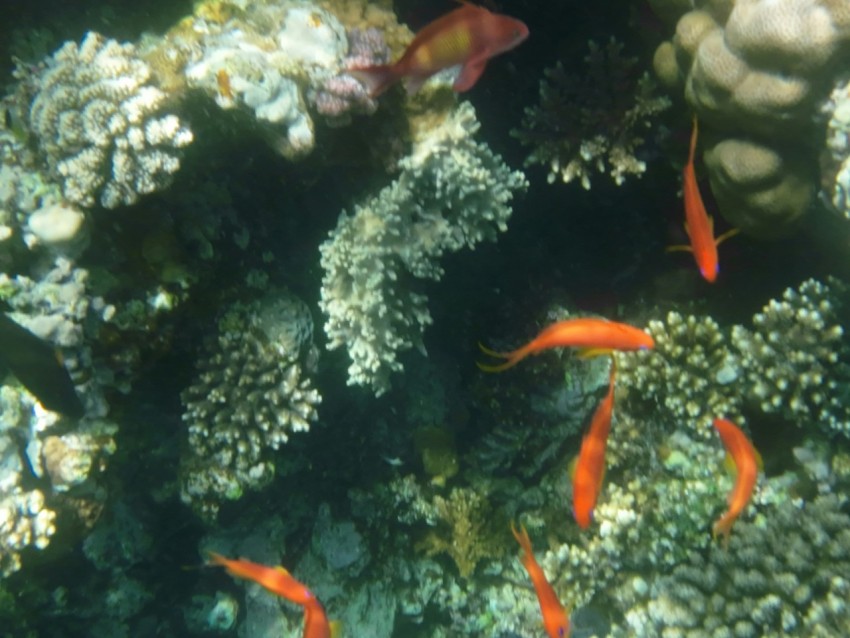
[[558, 628, 565, 637]]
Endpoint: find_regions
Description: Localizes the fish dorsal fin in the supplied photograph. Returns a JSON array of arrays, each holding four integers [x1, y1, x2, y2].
[[754, 446, 764, 471], [274, 566, 291, 576]]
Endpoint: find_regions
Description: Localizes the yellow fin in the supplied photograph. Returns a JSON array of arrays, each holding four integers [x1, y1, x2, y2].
[[715, 227, 740, 247], [477, 342, 507, 358], [329, 620, 342, 638], [723, 452, 737, 476], [665, 244, 693, 253], [576, 347, 613, 360], [568, 454, 579, 480], [754, 446, 764, 471]]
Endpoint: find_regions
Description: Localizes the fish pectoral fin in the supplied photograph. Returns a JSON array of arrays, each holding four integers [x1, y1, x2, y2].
[[329, 620, 343, 638], [453, 58, 488, 92], [715, 227, 741, 247], [576, 347, 613, 359], [665, 243, 693, 253]]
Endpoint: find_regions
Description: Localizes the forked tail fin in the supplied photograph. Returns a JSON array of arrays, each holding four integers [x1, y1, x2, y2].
[[348, 64, 398, 97]]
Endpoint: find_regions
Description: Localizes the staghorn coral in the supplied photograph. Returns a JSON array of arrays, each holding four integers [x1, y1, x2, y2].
[[25, 32, 193, 209], [319, 101, 527, 395], [513, 38, 670, 190], [180, 289, 321, 521]]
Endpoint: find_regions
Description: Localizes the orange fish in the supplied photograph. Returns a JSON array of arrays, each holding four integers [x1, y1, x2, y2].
[[477, 318, 654, 372], [208, 552, 316, 607], [349, 2, 528, 96], [711, 418, 761, 545], [511, 522, 571, 638], [303, 600, 342, 638], [667, 116, 738, 283], [571, 358, 616, 529]]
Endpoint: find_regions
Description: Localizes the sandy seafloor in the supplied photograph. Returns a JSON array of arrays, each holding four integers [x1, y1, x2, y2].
[[1, 0, 850, 636]]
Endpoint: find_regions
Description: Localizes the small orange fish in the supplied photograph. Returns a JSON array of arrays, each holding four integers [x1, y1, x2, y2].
[[208, 552, 316, 607], [349, 2, 528, 96], [571, 358, 616, 529], [711, 418, 761, 545], [303, 600, 342, 638], [478, 318, 654, 372], [667, 116, 738, 283], [511, 522, 571, 638]]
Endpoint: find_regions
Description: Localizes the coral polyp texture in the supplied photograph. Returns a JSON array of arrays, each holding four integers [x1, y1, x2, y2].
[[616, 278, 850, 437], [319, 102, 528, 395], [649, 0, 850, 237], [25, 32, 193, 209], [612, 494, 850, 637], [823, 78, 850, 221], [731, 278, 850, 435], [513, 38, 670, 190], [180, 290, 321, 520]]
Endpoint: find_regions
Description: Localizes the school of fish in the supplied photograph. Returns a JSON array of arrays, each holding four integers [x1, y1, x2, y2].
[[197, 4, 763, 637]]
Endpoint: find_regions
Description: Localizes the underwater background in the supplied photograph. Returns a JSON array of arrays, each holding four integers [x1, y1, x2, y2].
[[1, 0, 850, 636]]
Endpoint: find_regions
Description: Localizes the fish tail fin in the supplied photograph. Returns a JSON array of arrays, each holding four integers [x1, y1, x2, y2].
[[208, 552, 228, 567], [712, 517, 732, 549], [347, 64, 398, 97], [477, 342, 528, 372], [510, 521, 533, 556]]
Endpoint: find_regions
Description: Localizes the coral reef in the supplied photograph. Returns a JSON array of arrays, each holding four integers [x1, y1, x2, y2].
[[731, 278, 850, 436], [648, 0, 850, 236], [180, 290, 321, 520], [513, 38, 670, 189], [24, 32, 193, 209], [823, 77, 850, 221], [612, 493, 850, 637], [319, 102, 527, 394]]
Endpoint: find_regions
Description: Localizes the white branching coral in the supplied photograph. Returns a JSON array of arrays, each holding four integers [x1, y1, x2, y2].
[[616, 311, 743, 438], [513, 39, 670, 190], [731, 278, 850, 435], [319, 102, 527, 395], [27, 32, 193, 209], [180, 290, 321, 521]]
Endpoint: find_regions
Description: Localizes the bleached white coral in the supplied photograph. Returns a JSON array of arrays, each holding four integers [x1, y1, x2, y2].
[[184, 4, 349, 158], [319, 102, 528, 394], [28, 32, 193, 208]]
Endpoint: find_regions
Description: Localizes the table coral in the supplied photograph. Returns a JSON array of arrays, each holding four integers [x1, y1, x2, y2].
[[25, 32, 193, 209], [319, 102, 527, 395], [513, 39, 670, 190], [180, 290, 321, 521]]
